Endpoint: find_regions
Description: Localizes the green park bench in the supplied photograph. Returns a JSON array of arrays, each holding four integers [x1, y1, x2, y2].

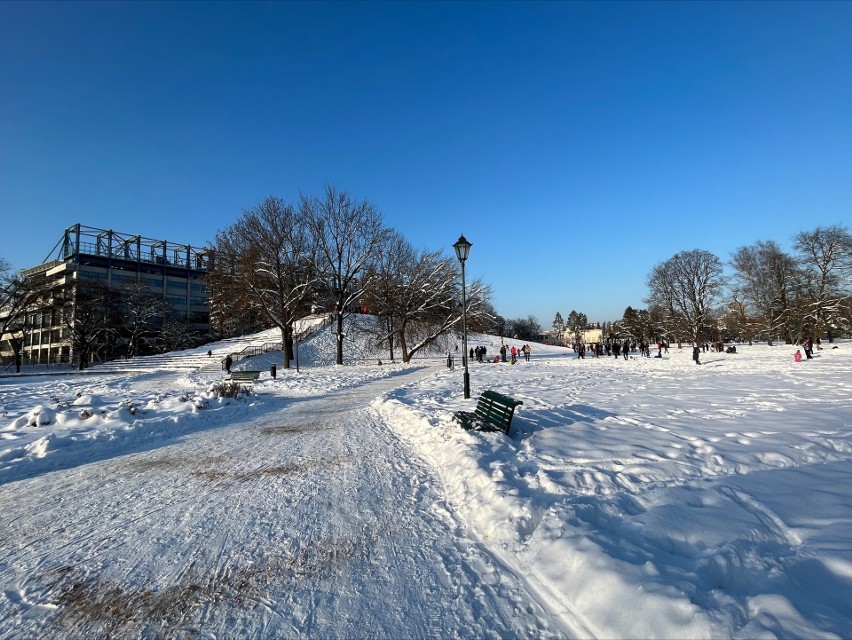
[[453, 390, 524, 435], [229, 370, 261, 382]]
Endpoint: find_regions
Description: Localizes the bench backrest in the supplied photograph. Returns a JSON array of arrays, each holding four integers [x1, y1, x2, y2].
[[231, 371, 260, 380], [474, 390, 523, 433]]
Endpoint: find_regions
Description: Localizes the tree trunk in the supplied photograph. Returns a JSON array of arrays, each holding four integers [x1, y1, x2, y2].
[[386, 316, 395, 362], [281, 325, 291, 369], [335, 313, 344, 365], [395, 327, 411, 364]]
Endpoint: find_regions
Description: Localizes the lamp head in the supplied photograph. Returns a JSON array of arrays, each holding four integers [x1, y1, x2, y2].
[[453, 234, 472, 263]]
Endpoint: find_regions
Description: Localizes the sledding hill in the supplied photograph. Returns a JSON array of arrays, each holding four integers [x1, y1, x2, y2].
[[88, 315, 330, 373]]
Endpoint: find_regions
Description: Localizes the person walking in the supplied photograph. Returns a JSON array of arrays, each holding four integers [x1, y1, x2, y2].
[[224, 354, 233, 373], [802, 337, 813, 359], [523, 344, 531, 362], [692, 344, 701, 365]]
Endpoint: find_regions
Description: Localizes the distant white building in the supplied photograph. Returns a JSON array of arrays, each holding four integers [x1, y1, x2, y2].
[[582, 328, 603, 344], [559, 327, 603, 345]]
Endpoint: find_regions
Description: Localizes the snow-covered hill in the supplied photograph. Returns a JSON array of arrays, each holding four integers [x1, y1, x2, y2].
[[1, 324, 851, 638]]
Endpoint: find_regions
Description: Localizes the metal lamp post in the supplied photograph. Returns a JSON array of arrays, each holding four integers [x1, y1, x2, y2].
[[453, 234, 472, 399]]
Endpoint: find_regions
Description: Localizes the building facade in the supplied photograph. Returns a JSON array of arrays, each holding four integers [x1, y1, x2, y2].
[[10, 224, 211, 366]]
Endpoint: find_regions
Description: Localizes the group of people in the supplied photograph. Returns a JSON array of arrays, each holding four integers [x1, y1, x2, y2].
[[572, 340, 659, 359], [466, 343, 531, 364], [794, 336, 819, 362], [505, 344, 531, 363], [471, 345, 489, 363]]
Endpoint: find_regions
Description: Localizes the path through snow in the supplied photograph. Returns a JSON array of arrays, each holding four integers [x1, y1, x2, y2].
[[1, 367, 567, 639]]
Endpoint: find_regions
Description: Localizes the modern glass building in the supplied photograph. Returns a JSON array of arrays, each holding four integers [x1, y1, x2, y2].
[[14, 224, 210, 365]]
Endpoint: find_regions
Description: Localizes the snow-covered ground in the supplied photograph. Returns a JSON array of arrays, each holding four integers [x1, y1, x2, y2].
[[1, 320, 850, 638]]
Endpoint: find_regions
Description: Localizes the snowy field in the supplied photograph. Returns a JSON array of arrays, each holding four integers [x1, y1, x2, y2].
[[1, 322, 851, 639]]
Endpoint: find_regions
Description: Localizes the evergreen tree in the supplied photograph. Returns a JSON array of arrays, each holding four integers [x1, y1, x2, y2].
[[552, 311, 564, 342]]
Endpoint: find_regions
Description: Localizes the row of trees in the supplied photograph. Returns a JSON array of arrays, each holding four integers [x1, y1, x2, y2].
[[207, 185, 494, 368], [550, 310, 592, 346], [635, 225, 851, 345], [547, 225, 851, 347]]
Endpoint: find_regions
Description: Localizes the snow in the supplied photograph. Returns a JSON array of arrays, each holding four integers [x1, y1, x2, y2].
[[1, 320, 851, 638]]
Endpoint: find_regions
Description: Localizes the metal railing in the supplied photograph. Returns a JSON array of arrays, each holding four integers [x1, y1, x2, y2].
[[222, 314, 332, 368]]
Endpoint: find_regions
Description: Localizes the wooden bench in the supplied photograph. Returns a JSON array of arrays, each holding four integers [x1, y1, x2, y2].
[[453, 390, 523, 434], [228, 370, 261, 382]]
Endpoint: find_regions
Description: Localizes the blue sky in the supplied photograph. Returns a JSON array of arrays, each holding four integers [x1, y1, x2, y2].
[[1, 1, 850, 324]]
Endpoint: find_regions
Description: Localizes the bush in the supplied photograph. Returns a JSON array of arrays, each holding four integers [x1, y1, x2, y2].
[[210, 381, 251, 399]]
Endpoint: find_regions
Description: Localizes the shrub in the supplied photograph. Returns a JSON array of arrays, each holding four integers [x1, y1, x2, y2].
[[210, 381, 251, 399]]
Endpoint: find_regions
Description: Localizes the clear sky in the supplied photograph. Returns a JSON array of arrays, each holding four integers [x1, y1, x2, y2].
[[1, 1, 850, 324]]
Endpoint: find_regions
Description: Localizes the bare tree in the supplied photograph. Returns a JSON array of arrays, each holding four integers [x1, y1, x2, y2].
[[365, 237, 491, 363], [302, 185, 388, 365], [506, 316, 541, 341], [55, 281, 122, 370], [206, 252, 268, 340], [1, 261, 52, 372], [120, 282, 171, 358], [793, 225, 852, 340], [646, 249, 725, 344], [362, 230, 413, 362], [210, 196, 319, 369], [730, 240, 799, 344], [463, 298, 498, 335], [158, 315, 204, 353], [1, 261, 29, 339], [724, 293, 759, 344]]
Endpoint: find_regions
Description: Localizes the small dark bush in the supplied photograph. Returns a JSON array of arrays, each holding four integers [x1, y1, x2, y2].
[[211, 381, 251, 399]]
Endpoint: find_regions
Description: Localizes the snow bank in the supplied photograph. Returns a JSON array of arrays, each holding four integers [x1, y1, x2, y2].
[[376, 340, 852, 638]]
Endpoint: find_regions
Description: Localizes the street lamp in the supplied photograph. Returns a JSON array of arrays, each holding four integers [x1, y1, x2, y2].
[[453, 234, 472, 399]]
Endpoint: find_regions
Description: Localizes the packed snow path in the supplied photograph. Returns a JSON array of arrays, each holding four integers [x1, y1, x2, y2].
[[1, 367, 567, 639]]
